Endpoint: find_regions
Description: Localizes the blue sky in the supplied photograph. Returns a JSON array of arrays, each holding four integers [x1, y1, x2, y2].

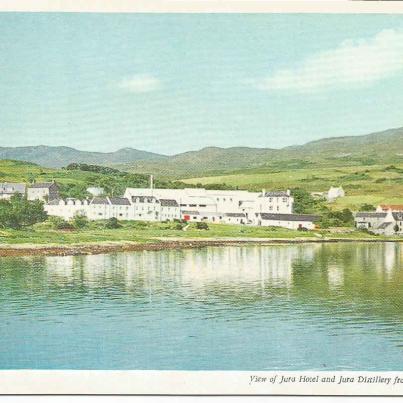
[[1, 13, 403, 155]]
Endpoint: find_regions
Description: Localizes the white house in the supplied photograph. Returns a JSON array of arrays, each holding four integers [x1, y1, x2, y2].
[[27, 182, 60, 201], [159, 199, 181, 221], [327, 186, 345, 202], [354, 210, 403, 236], [258, 213, 320, 230], [0, 183, 26, 200]]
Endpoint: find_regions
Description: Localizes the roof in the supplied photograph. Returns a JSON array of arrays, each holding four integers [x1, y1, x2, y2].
[[378, 222, 393, 229], [90, 197, 109, 205], [109, 197, 131, 206], [46, 198, 62, 205], [29, 182, 58, 189], [355, 212, 387, 218], [260, 213, 320, 222], [261, 191, 290, 197], [379, 204, 403, 211], [0, 183, 26, 193], [224, 213, 246, 217], [160, 199, 179, 207], [130, 195, 158, 203], [392, 212, 403, 221]]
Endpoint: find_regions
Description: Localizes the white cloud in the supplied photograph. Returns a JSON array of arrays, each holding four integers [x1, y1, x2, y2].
[[256, 28, 403, 93], [117, 74, 161, 93]]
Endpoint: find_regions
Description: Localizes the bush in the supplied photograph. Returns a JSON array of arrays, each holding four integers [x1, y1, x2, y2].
[[359, 203, 376, 211], [195, 221, 209, 230], [0, 194, 47, 229], [104, 217, 121, 229], [72, 213, 89, 229], [49, 216, 73, 230]]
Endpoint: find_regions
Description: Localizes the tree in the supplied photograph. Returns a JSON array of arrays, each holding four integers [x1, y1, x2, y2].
[[291, 188, 320, 214], [0, 194, 47, 229], [359, 204, 376, 211]]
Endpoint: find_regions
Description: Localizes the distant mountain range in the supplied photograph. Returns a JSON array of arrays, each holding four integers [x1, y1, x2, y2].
[[1, 126, 402, 177], [0, 146, 166, 168]]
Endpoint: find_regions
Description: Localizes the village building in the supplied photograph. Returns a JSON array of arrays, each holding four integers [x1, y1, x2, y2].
[[258, 213, 320, 230], [311, 186, 345, 202], [0, 183, 26, 200], [354, 210, 403, 236], [327, 186, 345, 202], [43, 185, 319, 230], [376, 204, 403, 213], [27, 182, 60, 202]]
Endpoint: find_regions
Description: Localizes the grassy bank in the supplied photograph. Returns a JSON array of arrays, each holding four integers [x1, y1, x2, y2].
[[0, 221, 400, 247]]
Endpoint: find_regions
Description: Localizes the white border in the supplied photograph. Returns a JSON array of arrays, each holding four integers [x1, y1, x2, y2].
[[0, 0, 402, 14], [0, 371, 402, 395], [0, 1, 402, 395]]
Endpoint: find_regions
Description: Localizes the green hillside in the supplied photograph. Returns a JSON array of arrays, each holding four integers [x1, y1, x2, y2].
[[0, 160, 181, 199], [117, 126, 403, 178], [183, 163, 403, 211]]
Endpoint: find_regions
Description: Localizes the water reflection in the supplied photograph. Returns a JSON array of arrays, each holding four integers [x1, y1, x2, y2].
[[0, 243, 401, 370]]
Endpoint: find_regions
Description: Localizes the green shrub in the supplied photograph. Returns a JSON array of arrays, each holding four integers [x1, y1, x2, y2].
[[105, 217, 121, 229], [49, 216, 73, 230], [195, 221, 209, 230], [72, 213, 89, 229]]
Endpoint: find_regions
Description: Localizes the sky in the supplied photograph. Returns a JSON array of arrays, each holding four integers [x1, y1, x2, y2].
[[1, 13, 403, 155]]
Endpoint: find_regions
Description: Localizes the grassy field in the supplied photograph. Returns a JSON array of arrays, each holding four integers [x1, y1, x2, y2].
[[183, 163, 403, 210], [0, 220, 397, 246]]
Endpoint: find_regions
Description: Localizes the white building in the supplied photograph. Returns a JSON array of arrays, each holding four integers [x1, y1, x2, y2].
[[0, 183, 26, 200], [354, 210, 403, 236], [327, 186, 345, 202], [27, 182, 60, 201], [44, 186, 320, 231], [258, 213, 320, 230]]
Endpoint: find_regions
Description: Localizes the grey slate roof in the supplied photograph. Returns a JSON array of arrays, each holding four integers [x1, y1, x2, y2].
[[392, 212, 403, 221], [160, 199, 179, 207], [378, 222, 393, 229], [47, 198, 62, 205], [29, 182, 58, 189], [260, 213, 320, 222], [90, 197, 109, 205], [131, 195, 158, 203], [109, 197, 131, 206], [225, 213, 246, 217], [355, 212, 387, 218]]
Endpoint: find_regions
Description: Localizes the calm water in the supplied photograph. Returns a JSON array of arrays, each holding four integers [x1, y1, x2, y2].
[[0, 243, 402, 370]]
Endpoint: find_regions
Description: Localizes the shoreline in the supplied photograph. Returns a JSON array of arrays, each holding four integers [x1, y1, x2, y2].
[[0, 237, 401, 257]]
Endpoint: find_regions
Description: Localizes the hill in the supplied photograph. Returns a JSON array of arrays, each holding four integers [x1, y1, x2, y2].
[[117, 126, 403, 178], [0, 146, 167, 168]]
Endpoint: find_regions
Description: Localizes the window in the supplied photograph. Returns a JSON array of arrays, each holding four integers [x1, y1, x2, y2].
[[189, 204, 196, 207], [282, 197, 288, 202], [199, 204, 206, 207]]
